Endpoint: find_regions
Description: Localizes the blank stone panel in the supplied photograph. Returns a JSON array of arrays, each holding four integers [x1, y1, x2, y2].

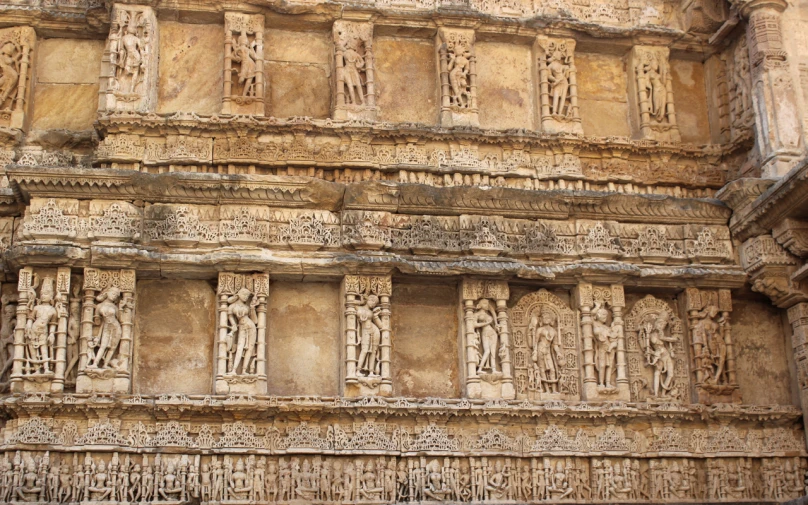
[[575, 52, 631, 137], [133, 280, 216, 395], [670, 59, 712, 145], [391, 283, 460, 398], [476, 41, 535, 131], [375, 36, 438, 125], [266, 281, 341, 396]]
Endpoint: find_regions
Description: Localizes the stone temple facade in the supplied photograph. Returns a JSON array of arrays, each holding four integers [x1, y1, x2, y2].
[[1, 0, 808, 503]]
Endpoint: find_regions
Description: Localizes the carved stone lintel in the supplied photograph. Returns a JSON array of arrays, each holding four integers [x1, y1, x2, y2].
[[626, 46, 681, 142], [215, 272, 269, 395], [343, 275, 392, 397], [437, 27, 478, 128], [333, 20, 378, 122], [99, 5, 159, 113], [223, 13, 265, 116], [76, 268, 136, 394], [0, 26, 35, 130], [535, 36, 582, 135]]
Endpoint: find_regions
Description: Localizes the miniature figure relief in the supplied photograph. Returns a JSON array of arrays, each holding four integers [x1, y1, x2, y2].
[[77, 268, 136, 393], [625, 295, 689, 402], [344, 275, 392, 396], [0, 288, 17, 386], [629, 47, 680, 142], [438, 29, 478, 127], [223, 13, 264, 115], [333, 21, 377, 121], [536, 37, 582, 134], [0, 27, 34, 129], [102, 5, 157, 112], [216, 272, 269, 394], [462, 280, 515, 399]]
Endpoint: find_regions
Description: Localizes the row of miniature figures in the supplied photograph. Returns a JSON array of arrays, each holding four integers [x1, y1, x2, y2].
[[1, 451, 805, 504], [1, 270, 740, 405]]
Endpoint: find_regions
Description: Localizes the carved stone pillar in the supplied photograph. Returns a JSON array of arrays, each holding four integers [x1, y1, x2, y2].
[[682, 288, 741, 404], [99, 4, 159, 113], [737, 0, 803, 177], [333, 19, 378, 122], [437, 27, 478, 128], [0, 27, 35, 130], [788, 303, 808, 442], [343, 275, 392, 396], [10, 267, 71, 393], [460, 279, 513, 399], [534, 36, 582, 134], [215, 272, 269, 395], [76, 268, 136, 393], [626, 45, 681, 142], [223, 13, 265, 116], [575, 283, 629, 401]]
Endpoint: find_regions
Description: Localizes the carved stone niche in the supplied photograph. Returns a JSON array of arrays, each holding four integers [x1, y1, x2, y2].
[[333, 20, 378, 122], [343, 275, 392, 397], [461, 279, 514, 399], [223, 13, 265, 116], [682, 288, 741, 404], [76, 268, 136, 394], [625, 295, 690, 403], [10, 267, 71, 393], [575, 283, 630, 401], [215, 272, 269, 395], [98, 4, 159, 113], [534, 36, 582, 135], [437, 27, 478, 128], [511, 288, 580, 402], [0, 26, 35, 130], [626, 46, 681, 142]]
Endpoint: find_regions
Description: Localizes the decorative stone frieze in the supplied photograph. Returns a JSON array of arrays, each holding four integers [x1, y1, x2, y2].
[[223, 13, 265, 116], [343, 275, 392, 397]]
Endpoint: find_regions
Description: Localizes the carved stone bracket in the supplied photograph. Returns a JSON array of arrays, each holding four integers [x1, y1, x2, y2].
[[99, 4, 159, 113], [333, 20, 378, 122], [535, 36, 582, 135], [215, 272, 269, 395], [0, 26, 35, 131], [10, 267, 71, 393], [576, 283, 629, 401], [343, 275, 392, 396], [627, 45, 680, 142], [740, 234, 806, 308], [223, 12, 265, 116], [437, 27, 478, 128], [683, 288, 741, 404], [461, 279, 513, 400], [77, 268, 136, 394]]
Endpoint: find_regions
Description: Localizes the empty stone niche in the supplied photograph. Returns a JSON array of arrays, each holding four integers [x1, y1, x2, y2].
[[575, 51, 631, 137], [133, 279, 216, 395], [391, 282, 460, 398], [375, 36, 438, 125], [266, 281, 341, 396], [476, 40, 535, 131]]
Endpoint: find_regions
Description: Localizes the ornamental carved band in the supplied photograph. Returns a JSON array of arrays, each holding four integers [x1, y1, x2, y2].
[[343, 275, 392, 396]]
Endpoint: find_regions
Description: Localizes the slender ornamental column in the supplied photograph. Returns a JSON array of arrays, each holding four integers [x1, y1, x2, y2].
[[223, 32, 233, 106], [736, 0, 803, 177], [463, 299, 481, 398], [575, 283, 597, 385], [10, 268, 33, 390], [379, 291, 392, 395], [216, 289, 230, 393], [788, 302, 808, 445], [611, 285, 628, 387], [496, 298, 515, 399]]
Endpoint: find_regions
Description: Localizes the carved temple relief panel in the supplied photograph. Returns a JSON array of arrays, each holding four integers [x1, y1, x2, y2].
[[461, 280, 513, 399], [333, 19, 378, 122], [215, 272, 269, 395], [98, 5, 158, 113], [535, 36, 582, 135], [76, 268, 136, 393], [10, 267, 71, 393], [627, 46, 681, 142], [575, 283, 629, 401], [343, 275, 392, 396], [511, 289, 581, 401], [625, 295, 690, 403], [682, 288, 741, 404], [223, 13, 265, 116], [437, 27, 478, 128], [0, 27, 35, 130]]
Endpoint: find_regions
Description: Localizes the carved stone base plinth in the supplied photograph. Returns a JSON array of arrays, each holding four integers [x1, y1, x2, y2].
[[9, 375, 55, 393], [441, 108, 478, 128], [697, 384, 742, 405], [335, 105, 378, 122], [542, 116, 583, 135], [76, 374, 130, 394], [583, 381, 630, 402], [223, 97, 264, 116], [215, 375, 267, 395], [346, 376, 392, 397], [479, 372, 516, 400]]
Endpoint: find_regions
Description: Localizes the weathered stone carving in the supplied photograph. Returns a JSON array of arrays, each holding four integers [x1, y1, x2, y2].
[[333, 20, 377, 121], [77, 268, 136, 393], [0, 26, 35, 130], [461, 279, 513, 400], [577, 283, 629, 401], [99, 5, 158, 113], [0, 288, 17, 386], [215, 272, 269, 395], [511, 289, 579, 401], [11, 267, 71, 393], [627, 46, 680, 142], [344, 275, 392, 396], [683, 288, 740, 403], [625, 295, 689, 402], [223, 13, 265, 116], [535, 36, 582, 134], [438, 28, 478, 127]]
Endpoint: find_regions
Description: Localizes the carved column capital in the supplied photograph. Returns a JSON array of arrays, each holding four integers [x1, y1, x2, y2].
[[733, 0, 788, 18], [741, 234, 807, 308]]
